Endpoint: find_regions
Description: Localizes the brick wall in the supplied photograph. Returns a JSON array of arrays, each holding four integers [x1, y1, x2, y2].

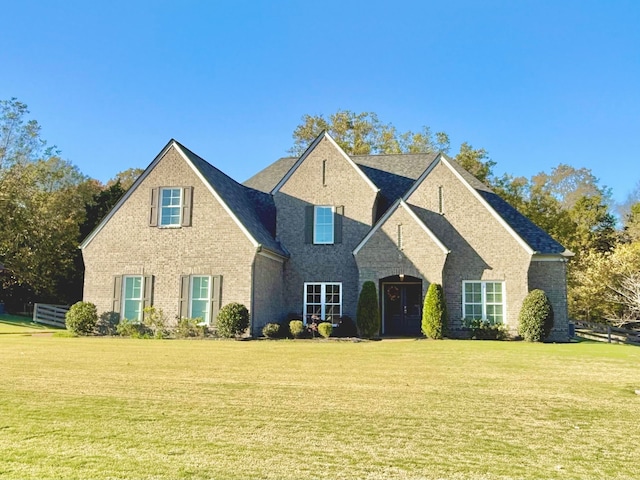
[[82, 146, 257, 325], [528, 259, 570, 341], [251, 253, 285, 334]]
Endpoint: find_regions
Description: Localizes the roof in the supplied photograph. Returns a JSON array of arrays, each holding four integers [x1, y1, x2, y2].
[[175, 141, 287, 257], [81, 140, 288, 258]]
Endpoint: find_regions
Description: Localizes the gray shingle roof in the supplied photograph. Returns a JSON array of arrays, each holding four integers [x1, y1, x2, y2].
[[177, 141, 287, 257]]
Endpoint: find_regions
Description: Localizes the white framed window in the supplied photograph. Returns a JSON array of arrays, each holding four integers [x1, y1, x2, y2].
[[123, 275, 144, 321], [314, 206, 334, 244], [160, 187, 182, 227], [190, 275, 211, 324], [304, 282, 342, 324], [463, 281, 505, 324]]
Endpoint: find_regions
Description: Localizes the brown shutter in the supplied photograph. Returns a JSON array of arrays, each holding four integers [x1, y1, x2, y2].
[[305, 206, 314, 244], [211, 275, 222, 323], [149, 188, 159, 226], [112, 276, 122, 313], [181, 186, 193, 227], [143, 275, 154, 309], [178, 275, 190, 318], [334, 206, 344, 244]]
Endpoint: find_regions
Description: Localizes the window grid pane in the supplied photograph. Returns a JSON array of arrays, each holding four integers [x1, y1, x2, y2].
[[160, 188, 182, 226], [463, 281, 505, 324], [123, 276, 143, 321], [190, 276, 211, 323], [314, 206, 334, 244], [304, 283, 341, 322]]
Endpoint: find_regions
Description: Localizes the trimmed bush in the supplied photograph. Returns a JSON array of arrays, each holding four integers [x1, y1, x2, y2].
[[289, 320, 304, 339], [95, 311, 119, 336], [518, 289, 554, 342], [356, 281, 380, 338], [318, 322, 333, 338], [421, 283, 448, 339], [262, 323, 280, 338], [65, 301, 98, 336], [174, 317, 207, 338], [142, 306, 169, 339], [464, 318, 507, 340], [216, 303, 249, 338]]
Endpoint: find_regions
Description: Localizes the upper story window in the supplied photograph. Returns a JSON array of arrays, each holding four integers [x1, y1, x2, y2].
[[149, 187, 193, 228], [314, 206, 334, 244], [305, 205, 344, 245], [160, 188, 182, 226]]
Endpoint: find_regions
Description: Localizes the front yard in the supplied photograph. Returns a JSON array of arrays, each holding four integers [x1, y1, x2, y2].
[[0, 336, 638, 479]]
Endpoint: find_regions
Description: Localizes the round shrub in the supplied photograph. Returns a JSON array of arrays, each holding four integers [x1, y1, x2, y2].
[[334, 315, 358, 337], [356, 281, 380, 338], [289, 320, 304, 338], [216, 302, 249, 338], [95, 311, 120, 336], [421, 283, 448, 339], [262, 322, 280, 338], [318, 321, 333, 338], [65, 301, 98, 336], [518, 289, 554, 342]]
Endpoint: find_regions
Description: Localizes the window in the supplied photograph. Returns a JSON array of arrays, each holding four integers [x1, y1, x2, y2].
[[314, 206, 334, 244], [304, 282, 342, 323], [160, 188, 182, 226], [149, 187, 193, 227], [123, 276, 144, 321], [463, 281, 505, 324], [179, 274, 221, 325], [190, 275, 211, 323]]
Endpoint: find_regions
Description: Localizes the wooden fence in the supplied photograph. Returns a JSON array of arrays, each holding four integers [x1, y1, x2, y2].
[[573, 320, 640, 346], [33, 303, 69, 328]]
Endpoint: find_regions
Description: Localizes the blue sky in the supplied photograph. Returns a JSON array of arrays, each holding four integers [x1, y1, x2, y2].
[[1, 0, 639, 204]]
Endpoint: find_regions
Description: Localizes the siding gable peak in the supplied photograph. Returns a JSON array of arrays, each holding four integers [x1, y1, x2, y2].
[[270, 131, 379, 195]]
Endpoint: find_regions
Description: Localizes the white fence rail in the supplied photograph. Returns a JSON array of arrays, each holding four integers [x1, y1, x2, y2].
[[33, 303, 69, 328]]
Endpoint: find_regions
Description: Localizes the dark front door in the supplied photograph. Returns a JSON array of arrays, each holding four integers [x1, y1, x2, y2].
[[383, 283, 422, 336]]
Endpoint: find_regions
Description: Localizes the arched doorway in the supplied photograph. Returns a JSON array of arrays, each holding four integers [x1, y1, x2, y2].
[[380, 275, 423, 336]]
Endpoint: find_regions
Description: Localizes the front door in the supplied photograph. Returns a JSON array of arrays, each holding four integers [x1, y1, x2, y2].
[[383, 283, 422, 336]]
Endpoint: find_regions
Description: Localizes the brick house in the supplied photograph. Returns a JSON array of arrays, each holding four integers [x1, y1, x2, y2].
[[80, 131, 572, 340]]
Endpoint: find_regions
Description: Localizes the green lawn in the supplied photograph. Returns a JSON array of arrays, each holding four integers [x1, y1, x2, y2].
[[0, 314, 60, 334], [0, 337, 638, 480]]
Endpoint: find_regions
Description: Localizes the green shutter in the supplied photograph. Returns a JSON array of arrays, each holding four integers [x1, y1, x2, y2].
[[149, 188, 159, 226], [178, 275, 190, 318], [143, 275, 154, 309], [181, 186, 193, 227], [211, 275, 222, 323], [112, 276, 122, 313], [334, 205, 344, 244], [305, 206, 314, 244]]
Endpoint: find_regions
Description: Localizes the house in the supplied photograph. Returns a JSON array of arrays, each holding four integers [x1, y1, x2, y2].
[[80, 132, 572, 340]]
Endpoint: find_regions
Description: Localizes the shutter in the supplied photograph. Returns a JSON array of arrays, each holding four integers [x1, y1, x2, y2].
[[112, 276, 122, 313], [149, 188, 159, 226], [334, 205, 344, 244], [143, 275, 154, 309], [181, 186, 193, 227], [178, 275, 190, 318], [305, 206, 314, 244], [211, 275, 222, 323]]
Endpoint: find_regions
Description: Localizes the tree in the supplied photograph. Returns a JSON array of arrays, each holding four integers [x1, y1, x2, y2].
[[356, 281, 380, 338], [80, 181, 126, 240], [107, 168, 144, 191], [622, 202, 640, 243], [454, 142, 495, 184], [421, 283, 447, 339], [531, 164, 611, 210], [290, 110, 451, 156]]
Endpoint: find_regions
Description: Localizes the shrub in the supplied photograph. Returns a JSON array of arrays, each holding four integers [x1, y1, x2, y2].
[[464, 318, 507, 340], [277, 318, 291, 338], [174, 317, 207, 338], [333, 315, 358, 337], [318, 321, 333, 338], [142, 306, 169, 339], [518, 289, 554, 342], [95, 311, 120, 336], [116, 318, 151, 338], [356, 281, 380, 338], [289, 320, 304, 338], [216, 303, 249, 338], [421, 283, 448, 339], [65, 301, 98, 336], [262, 323, 280, 338]]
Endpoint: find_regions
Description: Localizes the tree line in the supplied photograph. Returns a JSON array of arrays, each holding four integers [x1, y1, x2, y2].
[[1, 101, 638, 325]]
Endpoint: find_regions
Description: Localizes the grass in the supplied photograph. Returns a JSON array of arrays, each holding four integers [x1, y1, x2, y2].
[[0, 313, 61, 334], [0, 337, 639, 480]]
